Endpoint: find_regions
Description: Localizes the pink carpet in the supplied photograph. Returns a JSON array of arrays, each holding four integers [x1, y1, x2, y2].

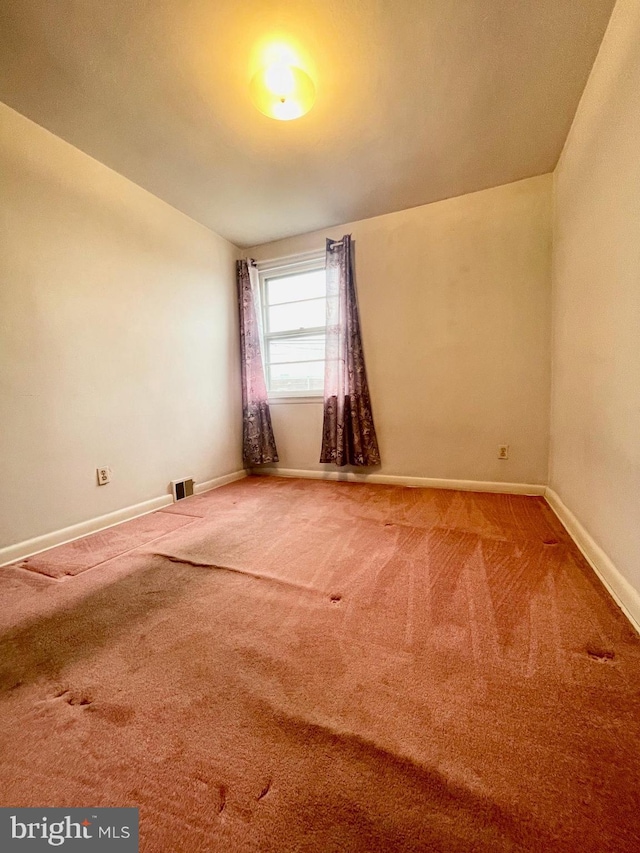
[[0, 476, 639, 852]]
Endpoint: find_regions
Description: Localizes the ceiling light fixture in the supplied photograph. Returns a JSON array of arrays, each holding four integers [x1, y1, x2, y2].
[[250, 62, 315, 121]]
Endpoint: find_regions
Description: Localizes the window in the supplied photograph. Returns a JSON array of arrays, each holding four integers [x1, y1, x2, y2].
[[258, 254, 326, 398]]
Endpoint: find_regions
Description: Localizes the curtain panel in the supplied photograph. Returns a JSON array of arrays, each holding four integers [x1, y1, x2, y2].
[[236, 259, 279, 466], [320, 235, 381, 467]]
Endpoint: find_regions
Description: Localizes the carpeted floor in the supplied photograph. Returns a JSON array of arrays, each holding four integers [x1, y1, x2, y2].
[[0, 476, 639, 851]]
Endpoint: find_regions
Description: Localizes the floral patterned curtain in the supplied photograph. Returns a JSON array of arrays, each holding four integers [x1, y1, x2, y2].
[[237, 259, 279, 466], [320, 236, 381, 466]]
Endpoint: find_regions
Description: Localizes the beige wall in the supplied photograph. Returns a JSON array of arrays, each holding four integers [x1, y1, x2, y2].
[[551, 0, 640, 593], [0, 103, 243, 549], [249, 175, 552, 485]]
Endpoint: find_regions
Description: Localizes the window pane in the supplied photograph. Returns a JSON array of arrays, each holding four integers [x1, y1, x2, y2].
[[267, 270, 326, 305], [269, 360, 325, 393], [268, 335, 325, 364], [268, 298, 326, 333]]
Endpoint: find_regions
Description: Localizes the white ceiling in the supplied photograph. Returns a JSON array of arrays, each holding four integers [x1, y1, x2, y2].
[[0, 1, 615, 247]]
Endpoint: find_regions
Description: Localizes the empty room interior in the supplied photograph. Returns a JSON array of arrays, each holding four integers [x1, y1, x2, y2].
[[1, 1, 639, 850]]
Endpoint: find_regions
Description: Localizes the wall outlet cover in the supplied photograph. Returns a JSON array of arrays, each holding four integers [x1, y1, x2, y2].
[[97, 466, 111, 485]]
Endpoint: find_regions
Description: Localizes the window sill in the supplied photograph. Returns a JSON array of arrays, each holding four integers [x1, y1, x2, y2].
[[268, 394, 324, 405]]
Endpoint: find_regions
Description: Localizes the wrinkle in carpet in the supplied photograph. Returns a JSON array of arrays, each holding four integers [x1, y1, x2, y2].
[[14, 512, 196, 579]]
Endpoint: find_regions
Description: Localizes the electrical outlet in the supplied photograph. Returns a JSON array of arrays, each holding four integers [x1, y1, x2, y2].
[[498, 445, 509, 460], [97, 466, 111, 485]]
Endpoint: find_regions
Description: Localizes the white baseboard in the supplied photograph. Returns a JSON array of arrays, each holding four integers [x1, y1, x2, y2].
[[0, 470, 247, 569], [545, 488, 640, 635], [250, 467, 546, 496], [194, 470, 247, 494]]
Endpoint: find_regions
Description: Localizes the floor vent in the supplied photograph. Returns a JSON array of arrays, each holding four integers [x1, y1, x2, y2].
[[171, 478, 195, 502]]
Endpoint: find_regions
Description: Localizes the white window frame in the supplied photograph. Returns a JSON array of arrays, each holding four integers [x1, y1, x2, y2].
[[256, 250, 326, 403]]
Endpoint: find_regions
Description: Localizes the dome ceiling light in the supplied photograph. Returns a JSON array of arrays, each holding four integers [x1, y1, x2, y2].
[[250, 61, 315, 121]]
